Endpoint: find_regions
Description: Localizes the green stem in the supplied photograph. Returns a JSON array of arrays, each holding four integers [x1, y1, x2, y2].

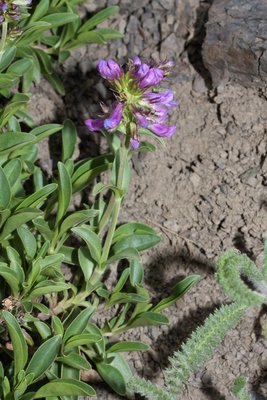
[[97, 193, 115, 235], [0, 22, 8, 58], [90, 134, 130, 285]]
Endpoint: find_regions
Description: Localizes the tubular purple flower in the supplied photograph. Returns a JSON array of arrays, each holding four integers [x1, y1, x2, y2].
[[85, 118, 105, 131], [132, 56, 141, 67], [130, 122, 140, 150], [131, 107, 149, 127], [139, 67, 164, 88], [97, 59, 121, 80], [104, 102, 123, 131], [150, 124, 176, 137], [131, 63, 149, 79], [144, 90, 178, 107], [153, 105, 169, 123], [0, 2, 8, 11]]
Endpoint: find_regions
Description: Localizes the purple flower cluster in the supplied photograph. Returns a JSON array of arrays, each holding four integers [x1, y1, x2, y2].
[[0, 0, 31, 22], [85, 57, 178, 150]]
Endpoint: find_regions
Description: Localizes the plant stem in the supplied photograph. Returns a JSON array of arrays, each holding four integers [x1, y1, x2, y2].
[[0, 22, 8, 59], [90, 133, 130, 285]]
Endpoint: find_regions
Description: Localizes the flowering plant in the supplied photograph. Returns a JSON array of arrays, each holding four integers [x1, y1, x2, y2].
[[0, 16, 199, 396]]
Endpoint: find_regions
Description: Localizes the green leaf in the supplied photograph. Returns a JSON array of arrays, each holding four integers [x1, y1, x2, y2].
[[72, 225, 101, 264], [112, 268, 130, 294], [17, 226, 37, 259], [78, 247, 96, 282], [66, 31, 106, 51], [93, 182, 123, 200], [152, 275, 200, 312], [130, 260, 144, 288], [25, 280, 69, 300], [16, 183, 57, 210], [29, 0, 49, 23], [3, 310, 27, 383], [106, 341, 149, 354], [57, 353, 91, 370], [64, 307, 96, 343], [22, 63, 34, 93], [0, 132, 35, 155], [33, 48, 53, 74], [64, 333, 101, 350], [92, 28, 124, 40], [58, 210, 98, 239], [41, 13, 78, 29], [129, 312, 170, 329], [0, 166, 11, 210], [29, 124, 63, 143], [71, 154, 114, 194], [34, 379, 95, 398], [0, 265, 20, 295], [113, 222, 159, 243], [104, 248, 141, 267], [3, 159, 22, 188], [96, 354, 128, 396], [111, 233, 161, 255], [78, 6, 119, 33], [0, 46, 16, 72], [62, 119, 77, 163], [52, 315, 64, 337], [85, 322, 105, 357], [26, 335, 61, 382], [34, 321, 52, 340], [33, 217, 54, 241], [55, 162, 72, 227], [7, 58, 33, 76], [0, 208, 42, 242], [43, 71, 65, 95], [105, 292, 147, 309]]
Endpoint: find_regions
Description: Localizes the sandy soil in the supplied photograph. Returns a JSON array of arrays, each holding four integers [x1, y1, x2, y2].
[[28, 1, 267, 398]]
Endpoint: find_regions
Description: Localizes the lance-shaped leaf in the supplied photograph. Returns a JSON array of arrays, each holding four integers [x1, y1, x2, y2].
[[62, 119, 77, 163], [77, 6, 119, 33], [71, 154, 114, 194], [127, 312, 170, 330], [0, 208, 42, 241], [105, 292, 147, 309], [3, 311, 28, 383], [7, 58, 33, 76], [29, 124, 63, 144], [33, 216, 54, 241], [57, 353, 91, 370], [58, 209, 99, 239], [103, 248, 141, 267], [26, 335, 61, 382], [151, 275, 200, 312], [0, 264, 20, 295], [0, 166, 11, 210], [55, 162, 72, 227], [0, 46, 16, 72], [17, 226, 37, 260], [64, 306, 96, 343], [3, 159, 21, 189], [29, 0, 49, 22], [106, 341, 149, 354], [41, 13, 78, 28], [64, 333, 101, 350], [110, 233, 161, 255], [92, 28, 124, 41], [72, 225, 101, 264], [25, 280, 70, 300], [78, 247, 96, 282], [16, 184, 58, 210], [34, 379, 95, 398]]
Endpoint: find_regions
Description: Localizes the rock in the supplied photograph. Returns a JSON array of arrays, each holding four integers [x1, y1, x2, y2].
[[202, 0, 267, 88]]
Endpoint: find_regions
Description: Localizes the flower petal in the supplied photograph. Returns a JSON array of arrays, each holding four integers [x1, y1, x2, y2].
[[85, 118, 104, 131], [132, 56, 141, 67], [139, 67, 164, 88], [104, 102, 123, 131], [150, 124, 176, 137], [97, 59, 120, 80]]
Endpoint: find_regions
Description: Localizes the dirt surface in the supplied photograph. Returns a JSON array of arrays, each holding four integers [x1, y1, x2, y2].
[[28, 0, 267, 399]]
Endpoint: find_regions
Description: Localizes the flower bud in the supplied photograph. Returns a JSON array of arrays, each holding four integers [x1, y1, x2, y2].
[[97, 59, 121, 80]]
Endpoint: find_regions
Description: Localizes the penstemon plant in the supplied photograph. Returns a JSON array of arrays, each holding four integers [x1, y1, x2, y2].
[[0, 43, 200, 399]]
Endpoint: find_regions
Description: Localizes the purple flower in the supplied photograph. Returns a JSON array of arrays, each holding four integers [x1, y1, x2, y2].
[[130, 122, 140, 150], [152, 105, 169, 123], [0, 15, 4, 22], [143, 90, 178, 107], [131, 63, 149, 79], [131, 106, 149, 127], [85, 118, 104, 131], [0, 2, 8, 11], [132, 56, 141, 67], [139, 67, 164, 88], [150, 124, 176, 137], [104, 102, 123, 131], [97, 59, 121, 80]]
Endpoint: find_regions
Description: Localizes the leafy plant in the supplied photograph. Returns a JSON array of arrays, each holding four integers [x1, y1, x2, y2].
[[0, 44, 199, 398], [0, 1, 123, 96]]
